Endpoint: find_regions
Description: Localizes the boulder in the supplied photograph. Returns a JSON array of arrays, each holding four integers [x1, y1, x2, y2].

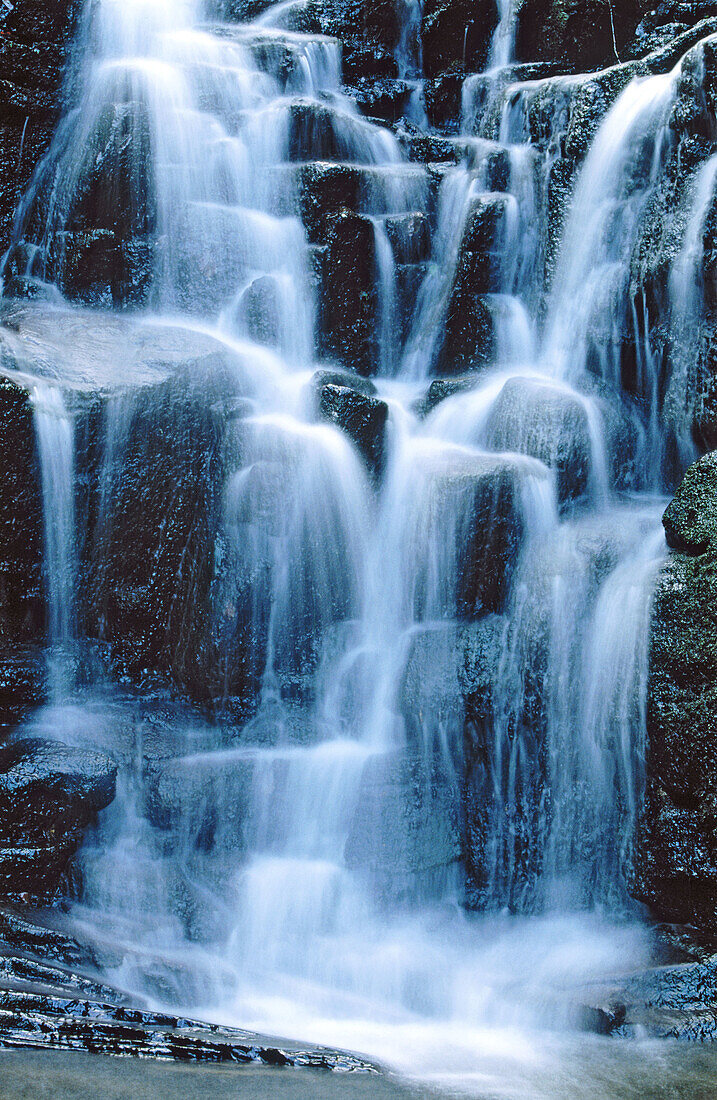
[[662, 450, 717, 553], [416, 375, 478, 416], [318, 383, 388, 477], [484, 376, 592, 504], [308, 366, 378, 399], [0, 738, 117, 842], [0, 735, 116, 901]]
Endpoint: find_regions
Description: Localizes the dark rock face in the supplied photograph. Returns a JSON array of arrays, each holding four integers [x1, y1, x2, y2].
[[434, 194, 514, 374], [0, 379, 44, 641], [629, 37, 717, 478], [0, 647, 46, 733], [422, 0, 499, 78], [0, 737, 116, 901], [434, 454, 530, 617], [0, 738, 116, 839], [642, 453, 717, 927], [515, 0, 651, 72], [0, 305, 238, 700], [79, 368, 229, 698], [320, 209, 379, 376], [318, 383, 388, 477], [0, 0, 79, 256]]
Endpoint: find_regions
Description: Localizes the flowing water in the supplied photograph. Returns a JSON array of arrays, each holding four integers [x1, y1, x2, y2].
[[1, 0, 713, 1096]]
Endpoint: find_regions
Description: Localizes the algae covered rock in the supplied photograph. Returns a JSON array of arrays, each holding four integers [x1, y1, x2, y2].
[[642, 452, 717, 927]]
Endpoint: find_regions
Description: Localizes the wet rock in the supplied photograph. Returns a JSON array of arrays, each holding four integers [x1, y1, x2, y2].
[[308, 366, 378, 398], [345, 748, 462, 900], [287, 101, 372, 161], [306, 0, 401, 52], [320, 209, 379, 375], [498, 62, 640, 283], [341, 40, 398, 83], [606, 953, 717, 1040], [318, 384, 388, 477], [399, 624, 464, 748], [644, 454, 717, 928], [424, 73, 465, 131], [433, 452, 532, 616], [79, 368, 229, 699], [346, 77, 411, 123], [232, 273, 285, 348], [146, 751, 252, 844], [417, 375, 479, 416], [436, 291, 496, 375], [0, 304, 239, 700], [460, 614, 508, 899], [484, 376, 592, 505], [421, 0, 499, 77], [0, 909, 91, 968], [0, 960, 381, 1068], [0, 647, 46, 733], [662, 451, 717, 553], [432, 194, 515, 375], [0, 738, 117, 842], [383, 212, 431, 264], [0, 0, 78, 255], [0, 377, 44, 642], [514, 0, 651, 72], [0, 840, 78, 897], [294, 161, 364, 242], [635, 780, 717, 928]]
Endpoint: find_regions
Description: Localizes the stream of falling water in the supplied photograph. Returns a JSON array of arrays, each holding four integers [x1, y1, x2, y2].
[[2, 0, 709, 1095]]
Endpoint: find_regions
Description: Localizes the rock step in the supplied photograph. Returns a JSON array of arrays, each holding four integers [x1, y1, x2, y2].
[[0, 986, 379, 1069]]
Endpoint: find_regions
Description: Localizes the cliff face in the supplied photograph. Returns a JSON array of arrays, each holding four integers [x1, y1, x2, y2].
[[0, 0, 80, 251], [637, 455, 717, 929]]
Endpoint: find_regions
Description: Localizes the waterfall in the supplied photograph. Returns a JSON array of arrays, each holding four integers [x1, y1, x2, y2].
[[666, 152, 717, 468], [544, 72, 677, 385], [30, 383, 76, 696], [370, 217, 399, 376], [3, 0, 709, 1088]]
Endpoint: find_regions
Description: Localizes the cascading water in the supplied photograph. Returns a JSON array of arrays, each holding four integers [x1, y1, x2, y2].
[[30, 382, 77, 698], [2, 0, 711, 1093]]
